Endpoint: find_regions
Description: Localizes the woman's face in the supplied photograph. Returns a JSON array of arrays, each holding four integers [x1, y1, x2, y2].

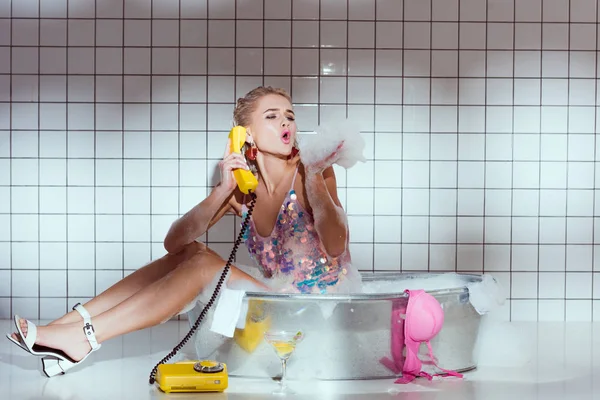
[[247, 94, 297, 158]]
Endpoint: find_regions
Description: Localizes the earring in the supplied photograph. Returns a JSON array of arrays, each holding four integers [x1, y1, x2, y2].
[[245, 143, 258, 161]]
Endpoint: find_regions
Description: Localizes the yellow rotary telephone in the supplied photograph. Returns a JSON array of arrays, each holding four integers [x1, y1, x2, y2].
[[151, 127, 270, 393]]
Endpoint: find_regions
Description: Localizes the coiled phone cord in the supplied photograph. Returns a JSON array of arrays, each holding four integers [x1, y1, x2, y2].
[[148, 191, 257, 385]]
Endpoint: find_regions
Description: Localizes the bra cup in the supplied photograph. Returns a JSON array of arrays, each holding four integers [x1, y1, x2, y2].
[[405, 291, 445, 342]]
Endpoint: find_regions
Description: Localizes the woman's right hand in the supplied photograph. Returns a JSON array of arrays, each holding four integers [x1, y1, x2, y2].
[[218, 138, 251, 193]]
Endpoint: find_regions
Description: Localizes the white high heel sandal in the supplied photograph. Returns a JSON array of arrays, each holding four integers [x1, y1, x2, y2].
[[9, 303, 101, 377]]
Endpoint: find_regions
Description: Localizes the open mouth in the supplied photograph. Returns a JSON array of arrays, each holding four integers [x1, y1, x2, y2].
[[281, 130, 291, 144]]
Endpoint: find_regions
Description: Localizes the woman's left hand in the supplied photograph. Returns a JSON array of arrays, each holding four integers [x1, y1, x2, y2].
[[306, 142, 344, 175]]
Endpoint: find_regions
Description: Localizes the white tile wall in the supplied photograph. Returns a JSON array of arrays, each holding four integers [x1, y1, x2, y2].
[[0, 0, 599, 322]]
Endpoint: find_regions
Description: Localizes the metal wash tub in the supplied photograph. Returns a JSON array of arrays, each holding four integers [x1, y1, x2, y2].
[[187, 272, 484, 380]]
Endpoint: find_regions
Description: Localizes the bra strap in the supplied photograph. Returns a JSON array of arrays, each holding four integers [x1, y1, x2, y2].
[[290, 165, 300, 191], [425, 342, 463, 378]]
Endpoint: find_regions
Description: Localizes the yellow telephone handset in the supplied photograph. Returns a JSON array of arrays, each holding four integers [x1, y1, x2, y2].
[[229, 126, 259, 194]]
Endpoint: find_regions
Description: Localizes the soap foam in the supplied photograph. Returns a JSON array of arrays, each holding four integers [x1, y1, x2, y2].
[[467, 274, 506, 315], [297, 119, 367, 171]]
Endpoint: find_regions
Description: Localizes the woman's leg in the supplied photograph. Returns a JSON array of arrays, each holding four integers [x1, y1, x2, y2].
[[10, 243, 196, 342], [12, 242, 230, 339], [16, 243, 267, 362], [49, 242, 204, 325]]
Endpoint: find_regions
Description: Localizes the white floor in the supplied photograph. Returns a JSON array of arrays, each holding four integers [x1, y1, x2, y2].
[[1, 319, 599, 400]]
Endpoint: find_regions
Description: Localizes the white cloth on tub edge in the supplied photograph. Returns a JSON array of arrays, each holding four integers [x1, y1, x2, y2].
[[176, 262, 270, 317]]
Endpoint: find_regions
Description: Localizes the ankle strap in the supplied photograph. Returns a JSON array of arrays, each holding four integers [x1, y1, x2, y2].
[[73, 303, 101, 350]]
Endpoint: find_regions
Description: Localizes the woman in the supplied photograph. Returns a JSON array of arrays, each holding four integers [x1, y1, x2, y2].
[[7, 86, 360, 376]]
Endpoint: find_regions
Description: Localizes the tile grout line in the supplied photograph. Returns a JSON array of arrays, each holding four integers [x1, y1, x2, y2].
[[344, 0, 351, 252], [1, 45, 600, 52], [482, 0, 490, 315], [64, 0, 70, 316], [455, 0, 461, 274], [510, 0, 517, 320], [2, 71, 600, 78], [592, 0, 599, 322], [564, 0, 571, 321], [317, 0, 321, 126], [92, 0, 98, 306], [8, 0, 12, 319], [427, 0, 433, 273], [398, 0, 403, 272], [2, 16, 600, 23], [121, 0, 126, 285], [6, 92, 600, 100], [1, 157, 599, 163], [536, 0, 544, 321], [261, 0, 265, 87], [231, 0, 237, 263], [175, 0, 182, 321], [37, 0, 41, 319], [204, 0, 210, 249], [149, 0, 154, 263], [372, 0, 377, 273]]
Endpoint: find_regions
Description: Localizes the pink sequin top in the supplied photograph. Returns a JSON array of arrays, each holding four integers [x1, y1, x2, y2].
[[241, 167, 351, 294]]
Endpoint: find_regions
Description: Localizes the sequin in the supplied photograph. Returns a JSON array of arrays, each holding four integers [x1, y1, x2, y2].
[[239, 167, 351, 294]]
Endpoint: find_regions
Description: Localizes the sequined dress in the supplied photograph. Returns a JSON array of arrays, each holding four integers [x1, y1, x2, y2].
[[240, 166, 355, 294]]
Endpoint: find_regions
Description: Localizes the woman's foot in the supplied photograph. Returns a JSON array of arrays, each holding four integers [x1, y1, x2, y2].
[[13, 318, 92, 362], [10, 311, 82, 345]]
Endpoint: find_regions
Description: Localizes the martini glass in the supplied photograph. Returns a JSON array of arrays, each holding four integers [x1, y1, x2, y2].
[[263, 330, 305, 395]]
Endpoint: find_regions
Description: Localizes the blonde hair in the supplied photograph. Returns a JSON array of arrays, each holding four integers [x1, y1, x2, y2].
[[233, 86, 296, 175], [233, 86, 292, 127]]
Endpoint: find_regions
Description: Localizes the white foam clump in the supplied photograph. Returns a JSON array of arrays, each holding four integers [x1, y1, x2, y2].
[[466, 274, 506, 314], [297, 119, 367, 170]]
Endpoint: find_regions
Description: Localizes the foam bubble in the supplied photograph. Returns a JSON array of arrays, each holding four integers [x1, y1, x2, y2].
[[298, 119, 367, 170]]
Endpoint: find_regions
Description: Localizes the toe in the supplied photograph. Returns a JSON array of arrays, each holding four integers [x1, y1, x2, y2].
[[19, 319, 28, 338]]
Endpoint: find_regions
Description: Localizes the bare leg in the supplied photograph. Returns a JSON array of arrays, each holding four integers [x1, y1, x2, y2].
[[10, 242, 202, 343], [17, 245, 268, 362], [51, 242, 205, 325]]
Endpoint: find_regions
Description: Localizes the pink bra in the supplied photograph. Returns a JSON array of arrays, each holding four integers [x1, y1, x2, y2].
[[380, 289, 463, 384]]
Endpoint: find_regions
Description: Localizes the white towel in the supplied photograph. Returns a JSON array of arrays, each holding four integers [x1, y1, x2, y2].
[[236, 299, 249, 330], [209, 286, 247, 337]]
